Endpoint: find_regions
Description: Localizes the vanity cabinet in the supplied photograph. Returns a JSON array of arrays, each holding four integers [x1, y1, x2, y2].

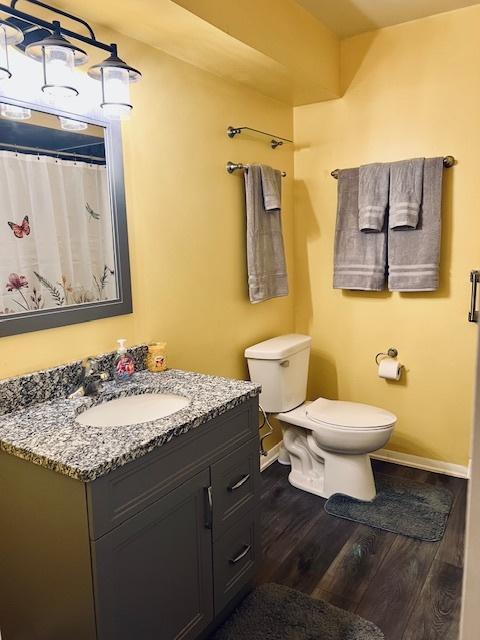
[[0, 397, 260, 640]]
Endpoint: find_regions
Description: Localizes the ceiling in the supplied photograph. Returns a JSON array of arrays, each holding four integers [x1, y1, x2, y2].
[[46, 0, 341, 105], [295, 0, 480, 38]]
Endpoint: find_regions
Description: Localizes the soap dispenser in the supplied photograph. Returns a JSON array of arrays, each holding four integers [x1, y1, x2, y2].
[[113, 339, 135, 383]]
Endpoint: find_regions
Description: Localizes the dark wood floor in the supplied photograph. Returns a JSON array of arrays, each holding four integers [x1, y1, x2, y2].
[[258, 459, 467, 640]]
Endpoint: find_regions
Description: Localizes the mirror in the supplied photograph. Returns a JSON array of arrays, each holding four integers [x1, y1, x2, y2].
[[0, 99, 132, 336]]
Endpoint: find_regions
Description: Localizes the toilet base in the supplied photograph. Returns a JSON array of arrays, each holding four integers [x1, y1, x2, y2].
[[288, 468, 329, 499], [282, 425, 377, 501], [277, 444, 291, 466]]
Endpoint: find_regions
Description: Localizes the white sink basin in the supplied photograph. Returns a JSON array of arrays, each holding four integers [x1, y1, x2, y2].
[[76, 393, 190, 427]]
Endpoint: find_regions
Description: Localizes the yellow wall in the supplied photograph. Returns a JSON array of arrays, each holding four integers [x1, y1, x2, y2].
[[294, 6, 480, 466], [0, 29, 295, 390]]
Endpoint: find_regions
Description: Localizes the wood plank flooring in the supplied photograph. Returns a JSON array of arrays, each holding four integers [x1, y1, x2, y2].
[[258, 459, 466, 640]]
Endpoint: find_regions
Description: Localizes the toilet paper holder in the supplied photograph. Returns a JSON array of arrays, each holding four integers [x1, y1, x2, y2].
[[375, 347, 399, 365]]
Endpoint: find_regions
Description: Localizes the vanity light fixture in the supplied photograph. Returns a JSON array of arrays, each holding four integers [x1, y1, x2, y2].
[[88, 45, 141, 120], [25, 21, 87, 99], [0, 1, 142, 118], [0, 18, 23, 80], [0, 101, 31, 119], [58, 115, 87, 131]]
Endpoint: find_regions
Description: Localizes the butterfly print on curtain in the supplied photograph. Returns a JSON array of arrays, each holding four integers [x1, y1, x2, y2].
[[8, 215, 30, 238]]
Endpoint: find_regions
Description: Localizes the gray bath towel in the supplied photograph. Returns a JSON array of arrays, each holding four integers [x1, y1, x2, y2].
[[389, 157, 424, 229], [260, 164, 281, 211], [245, 164, 288, 303], [388, 157, 443, 291], [334, 168, 387, 291], [358, 162, 389, 232]]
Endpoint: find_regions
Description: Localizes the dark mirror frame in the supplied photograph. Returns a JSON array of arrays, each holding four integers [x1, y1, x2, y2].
[[0, 96, 133, 338]]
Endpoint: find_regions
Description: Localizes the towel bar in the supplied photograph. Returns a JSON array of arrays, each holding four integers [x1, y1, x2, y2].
[[330, 155, 455, 179], [226, 161, 287, 177]]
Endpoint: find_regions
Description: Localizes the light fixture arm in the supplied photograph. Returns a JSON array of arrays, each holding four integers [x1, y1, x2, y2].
[[0, 0, 115, 53]]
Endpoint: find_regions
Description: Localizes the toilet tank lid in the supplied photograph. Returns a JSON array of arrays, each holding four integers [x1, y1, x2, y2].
[[244, 334, 312, 360]]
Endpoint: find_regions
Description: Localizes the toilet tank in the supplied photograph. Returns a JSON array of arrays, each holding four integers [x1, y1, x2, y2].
[[244, 334, 311, 413]]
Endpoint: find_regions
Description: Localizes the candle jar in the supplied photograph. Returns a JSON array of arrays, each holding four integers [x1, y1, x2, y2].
[[147, 342, 167, 372]]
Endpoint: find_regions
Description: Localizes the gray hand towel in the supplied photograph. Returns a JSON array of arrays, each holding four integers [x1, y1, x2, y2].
[[245, 164, 288, 303], [333, 168, 387, 291], [358, 162, 390, 232], [260, 164, 281, 211], [388, 157, 443, 291], [389, 157, 424, 229]]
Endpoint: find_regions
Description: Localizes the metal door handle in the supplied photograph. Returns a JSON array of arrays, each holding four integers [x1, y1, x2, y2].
[[204, 486, 213, 529], [228, 473, 250, 492], [469, 270, 480, 322], [229, 544, 251, 564]]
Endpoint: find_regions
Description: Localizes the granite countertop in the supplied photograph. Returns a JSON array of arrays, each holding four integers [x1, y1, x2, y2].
[[0, 369, 260, 482]]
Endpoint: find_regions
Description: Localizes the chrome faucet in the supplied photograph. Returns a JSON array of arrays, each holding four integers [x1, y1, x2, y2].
[[68, 356, 109, 399]]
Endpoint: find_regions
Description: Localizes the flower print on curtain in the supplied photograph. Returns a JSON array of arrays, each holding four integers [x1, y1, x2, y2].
[[0, 150, 116, 315]]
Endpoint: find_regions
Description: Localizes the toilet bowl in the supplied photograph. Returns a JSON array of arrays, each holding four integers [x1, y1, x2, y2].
[[245, 334, 397, 501], [276, 399, 395, 501]]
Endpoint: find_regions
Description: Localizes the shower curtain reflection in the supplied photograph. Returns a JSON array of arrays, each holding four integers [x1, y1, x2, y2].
[[0, 150, 116, 315]]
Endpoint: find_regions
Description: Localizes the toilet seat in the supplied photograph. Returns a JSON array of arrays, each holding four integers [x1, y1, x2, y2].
[[306, 398, 396, 431]]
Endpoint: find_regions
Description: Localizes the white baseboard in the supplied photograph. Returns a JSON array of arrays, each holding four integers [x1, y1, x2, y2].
[[260, 442, 283, 471], [260, 440, 469, 479], [371, 448, 469, 479]]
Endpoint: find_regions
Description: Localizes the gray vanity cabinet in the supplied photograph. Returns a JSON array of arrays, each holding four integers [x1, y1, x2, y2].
[[93, 469, 213, 640], [0, 397, 260, 640]]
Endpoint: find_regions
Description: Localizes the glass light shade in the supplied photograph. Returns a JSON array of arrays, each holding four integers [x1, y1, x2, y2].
[[0, 19, 24, 81], [43, 45, 77, 98], [58, 116, 88, 131], [0, 103, 31, 120], [101, 66, 131, 120], [0, 26, 11, 80]]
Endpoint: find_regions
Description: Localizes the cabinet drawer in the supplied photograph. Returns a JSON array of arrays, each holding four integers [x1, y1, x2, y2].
[[213, 508, 260, 614], [211, 438, 260, 538]]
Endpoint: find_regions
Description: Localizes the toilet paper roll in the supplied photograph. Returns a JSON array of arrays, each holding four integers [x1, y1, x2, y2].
[[378, 357, 402, 380]]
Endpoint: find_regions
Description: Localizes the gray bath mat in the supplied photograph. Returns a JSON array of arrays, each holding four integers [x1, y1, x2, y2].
[[325, 473, 453, 541], [210, 583, 384, 640]]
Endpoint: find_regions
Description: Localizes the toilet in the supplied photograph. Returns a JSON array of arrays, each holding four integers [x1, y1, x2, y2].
[[245, 334, 396, 501]]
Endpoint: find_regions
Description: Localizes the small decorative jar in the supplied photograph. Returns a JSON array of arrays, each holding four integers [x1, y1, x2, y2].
[[147, 342, 167, 372]]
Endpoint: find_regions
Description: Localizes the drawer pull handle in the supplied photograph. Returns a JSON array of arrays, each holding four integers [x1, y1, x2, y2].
[[229, 544, 251, 565], [228, 473, 251, 492], [204, 486, 213, 529]]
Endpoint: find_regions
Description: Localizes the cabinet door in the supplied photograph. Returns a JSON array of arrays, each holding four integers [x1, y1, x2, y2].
[[92, 469, 213, 640]]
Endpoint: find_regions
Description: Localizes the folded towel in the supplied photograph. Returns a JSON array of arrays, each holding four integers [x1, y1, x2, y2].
[[244, 164, 288, 303], [260, 164, 281, 211], [358, 162, 390, 232], [333, 168, 387, 291], [388, 157, 443, 291], [389, 157, 424, 229]]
